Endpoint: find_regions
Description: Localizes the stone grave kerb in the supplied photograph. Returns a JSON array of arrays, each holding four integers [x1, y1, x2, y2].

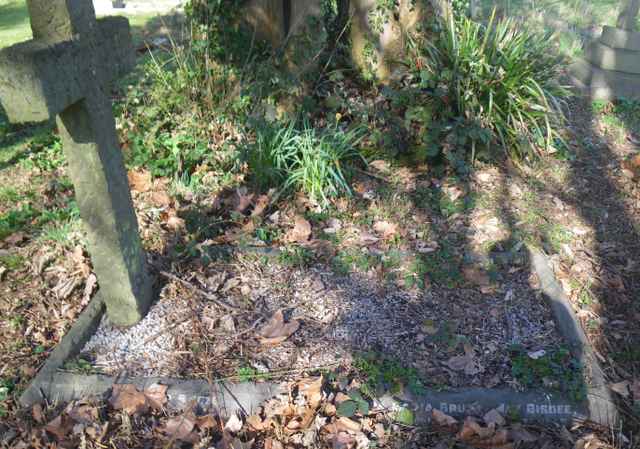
[[0, 0, 153, 327]]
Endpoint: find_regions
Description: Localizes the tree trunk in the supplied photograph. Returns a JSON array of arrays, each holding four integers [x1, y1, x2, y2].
[[350, 0, 433, 83]]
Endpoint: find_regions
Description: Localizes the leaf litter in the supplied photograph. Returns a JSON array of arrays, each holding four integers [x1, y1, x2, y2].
[[2, 379, 609, 449]]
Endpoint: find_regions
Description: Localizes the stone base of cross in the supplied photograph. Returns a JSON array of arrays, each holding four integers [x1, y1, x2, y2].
[[570, 0, 640, 100], [0, 0, 152, 326]]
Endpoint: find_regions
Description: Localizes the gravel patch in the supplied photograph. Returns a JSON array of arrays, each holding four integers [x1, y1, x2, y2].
[[80, 256, 564, 389], [82, 287, 191, 376]]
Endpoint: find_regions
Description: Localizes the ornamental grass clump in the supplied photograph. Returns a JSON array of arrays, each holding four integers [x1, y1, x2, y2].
[[417, 10, 568, 163], [246, 121, 365, 208]]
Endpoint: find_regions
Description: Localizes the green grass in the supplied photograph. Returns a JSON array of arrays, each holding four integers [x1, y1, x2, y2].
[[0, 0, 162, 49], [476, 0, 632, 61], [353, 353, 425, 397], [278, 246, 314, 268], [0, 253, 24, 270], [478, 0, 627, 30], [246, 121, 365, 208], [0, 0, 30, 49]]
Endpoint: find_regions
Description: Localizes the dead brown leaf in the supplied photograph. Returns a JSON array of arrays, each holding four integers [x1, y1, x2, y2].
[[265, 438, 284, 449], [166, 213, 186, 231], [109, 384, 148, 415], [297, 376, 323, 409], [44, 414, 73, 441], [575, 433, 611, 449], [162, 414, 198, 443], [472, 429, 512, 449], [151, 191, 172, 208], [335, 392, 351, 404], [5, 232, 25, 246], [66, 402, 99, 424], [445, 343, 482, 375], [358, 231, 379, 246], [328, 431, 356, 449], [463, 266, 491, 287], [264, 397, 296, 418], [144, 383, 168, 410], [373, 221, 398, 240], [128, 170, 152, 192], [369, 160, 391, 173], [458, 417, 495, 441], [285, 216, 312, 243], [234, 189, 255, 214], [324, 403, 337, 416], [196, 417, 217, 434], [285, 406, 317, 433], [336, 417, 362, 434], [246, 414, 268, 431], [432, 409, 458, 427], [32, 404, 44, 424], [251, 194, 271, 217], [257, 309, 300, 345]]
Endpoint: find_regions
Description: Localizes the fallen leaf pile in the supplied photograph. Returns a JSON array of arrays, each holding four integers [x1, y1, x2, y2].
[[3, 375, 625, 449], [241, 376, 386, 449]]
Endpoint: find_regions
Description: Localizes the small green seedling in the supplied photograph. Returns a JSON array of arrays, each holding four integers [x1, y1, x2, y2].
[[337, 389, 370, 417]]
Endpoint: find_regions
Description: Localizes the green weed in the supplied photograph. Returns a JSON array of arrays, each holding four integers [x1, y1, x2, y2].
[[405, 246, 463, 289], [332, 248, 378, 275], [353, 353, 425, 397], [63, 357, 95, 374], [255, 227, 279, 245], [613, 345, 640, 364], [0, 378, 14, 418], [0, 254, 24, 270], [8, 314, 24, 329], [0, 187, 21, 203], [510, 346, 585, 401], [235, 366, 270, 382], [278, 246, 313, 268], [0, 203, 38, 239], [39, 220, 79, 246], [21, 133, 65, 171], [0, 197, 79, 240]]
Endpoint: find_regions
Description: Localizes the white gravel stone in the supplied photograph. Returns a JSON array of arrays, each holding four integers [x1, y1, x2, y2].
[[82, 288, 187, 375]]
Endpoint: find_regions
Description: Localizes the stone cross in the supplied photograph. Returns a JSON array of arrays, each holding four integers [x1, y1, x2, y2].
[[0, 0, 152, 327], [617, 0, 640, 30]]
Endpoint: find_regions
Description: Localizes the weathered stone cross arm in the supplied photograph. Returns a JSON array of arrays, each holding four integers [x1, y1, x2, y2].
[[0, 16, 134, 123], [0, 0, 152, 327]]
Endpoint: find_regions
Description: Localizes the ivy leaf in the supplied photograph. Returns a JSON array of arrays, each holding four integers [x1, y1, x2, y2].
[[336, 400, 358, 418], [348, 390, 364, 403], [394, 407, 415, 425], [357, 400, 370, 416]]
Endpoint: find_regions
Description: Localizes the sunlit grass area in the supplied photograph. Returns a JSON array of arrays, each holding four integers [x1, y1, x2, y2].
[[0, 0, 30, 48], [0, 0, 159, 48], [480, 0, 624, 28], [479, 0, 636, 59]]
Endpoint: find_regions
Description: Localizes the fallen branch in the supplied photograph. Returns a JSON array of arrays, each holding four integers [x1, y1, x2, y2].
[[159, 271, 243, 313]]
